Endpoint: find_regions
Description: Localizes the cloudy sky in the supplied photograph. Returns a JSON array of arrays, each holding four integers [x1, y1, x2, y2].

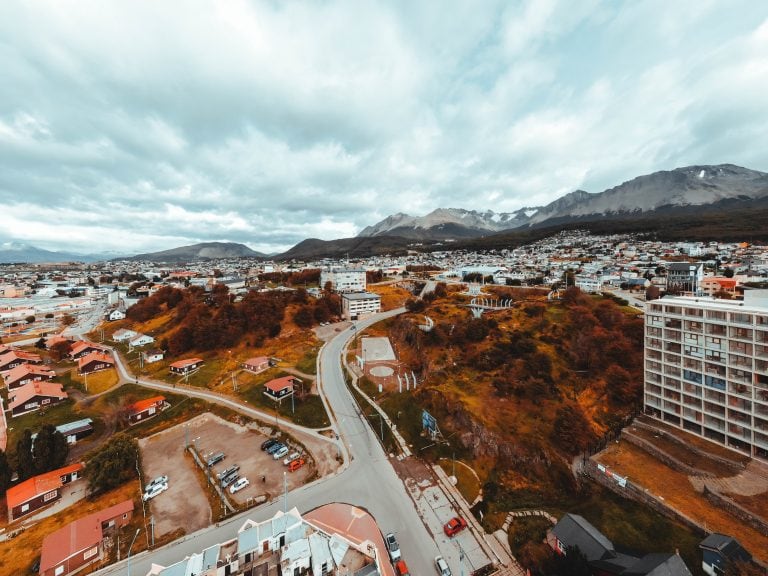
[[1, 1, 767, 255]]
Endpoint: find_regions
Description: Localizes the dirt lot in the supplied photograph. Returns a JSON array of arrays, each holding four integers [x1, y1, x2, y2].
[[139, 412, 341, 536]]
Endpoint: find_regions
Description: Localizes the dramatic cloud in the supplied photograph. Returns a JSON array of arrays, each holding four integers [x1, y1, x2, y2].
[[1, 0, 766, 254]]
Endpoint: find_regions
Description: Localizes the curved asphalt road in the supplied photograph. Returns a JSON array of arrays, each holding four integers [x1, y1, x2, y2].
[[95, 307, 445, 576]]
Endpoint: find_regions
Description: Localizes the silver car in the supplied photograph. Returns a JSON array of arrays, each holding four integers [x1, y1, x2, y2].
[[435, 556, 451, 576]]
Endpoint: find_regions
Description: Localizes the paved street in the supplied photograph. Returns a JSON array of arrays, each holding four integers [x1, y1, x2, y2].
[[95, 308, 501, 576]]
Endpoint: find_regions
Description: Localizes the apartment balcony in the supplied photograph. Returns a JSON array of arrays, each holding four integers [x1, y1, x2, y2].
[[664, 342, 682, 354], [754, 417, 768, 434], [646, 349, 662, 361], [664, 365, 681, 378], [705, 375, 727, 391], [729, 354, 752, 369], [705, 324, 728, 336], [664, 377, 681, 390], [704, 401, 726, 417], [730, 313, 754, 326], [727, 408, 751, 426], [704, 415, 726, 431], [685, 321, 703, 333], [683, 369, 703, 385], [728, 371, 752, 385], [706, 311, 728, 322], [754, 432, 768, 451], [755, 330, 768, 344], [728, 396, 752, 412], [645, 395, 661, 409], [684, 307, 704, 318], [728, 382, 752, 398], [728, 423, 751, 441], [682, 394, 701, 408], [729, 328, 754, 341], [683, 407, 702, 422], [665, 352, 682, 364], [728, 342, 753, 356], [704, 353, 726, 365], [646, 337, 663, 349], [663, 400, 681, 414], [665, 329, 681, 342], [646, 360, 662, 373], [683, 383, 702, 396], [705, 389, 726, 405]]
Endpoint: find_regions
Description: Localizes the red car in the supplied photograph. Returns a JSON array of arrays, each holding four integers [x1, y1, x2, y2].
[[443, 516, 468, 537]]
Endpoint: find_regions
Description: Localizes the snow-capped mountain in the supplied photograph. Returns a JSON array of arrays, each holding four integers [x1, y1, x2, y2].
[[527, 164, 768, 225], [357, 207, 542, 239], [358, 164, 768, 240]]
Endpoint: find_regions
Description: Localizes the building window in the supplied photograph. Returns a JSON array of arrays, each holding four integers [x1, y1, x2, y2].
[[21, 503, 29, 513], [44, 490, 57, 502], [84, 546, 98, 560], [55, 566, 65, 576]]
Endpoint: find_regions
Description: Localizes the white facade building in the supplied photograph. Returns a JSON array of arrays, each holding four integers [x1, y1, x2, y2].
[[342, 292, 381, 320], [574, 276, 602, 293], [320, 268, 367, 293], [644, 290, 768, 460]]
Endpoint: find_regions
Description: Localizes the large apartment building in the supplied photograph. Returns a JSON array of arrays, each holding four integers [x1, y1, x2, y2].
[[320, 268, 366, 293], [644, 291, 768, 461]]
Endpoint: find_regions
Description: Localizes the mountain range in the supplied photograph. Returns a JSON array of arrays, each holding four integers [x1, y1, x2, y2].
[[0, 242, 121, 264], [358, 164, 768, 240]]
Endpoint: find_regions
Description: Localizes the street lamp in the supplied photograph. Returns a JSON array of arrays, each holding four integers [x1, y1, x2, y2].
[[127, 527, 141, 576]]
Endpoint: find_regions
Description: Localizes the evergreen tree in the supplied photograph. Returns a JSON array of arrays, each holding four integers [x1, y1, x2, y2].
[[86, 433, 139, 496], [15, 429, 35, 481], [0, 450, 12, 495], [33, 425, 69, 474]]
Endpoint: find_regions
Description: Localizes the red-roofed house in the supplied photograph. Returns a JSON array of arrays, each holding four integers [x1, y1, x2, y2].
[[39, 500, 134, 576], [68, 341, 108, 360], [8, 381, 68, 417], [169, 358, 204, 375], [3, 363, 56, 390], [6, 463, 84, 522], [129, 396, 167, 425], [77, 351, 114, 375], [243, 356, 271, 374], [44, 334, 73, 350], [0, 349, 43, 372], [264, 376, 299, 402], [700, 276, 739, 297]]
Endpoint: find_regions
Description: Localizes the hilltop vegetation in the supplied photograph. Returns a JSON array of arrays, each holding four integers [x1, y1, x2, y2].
[[126, 285, 339, 355]]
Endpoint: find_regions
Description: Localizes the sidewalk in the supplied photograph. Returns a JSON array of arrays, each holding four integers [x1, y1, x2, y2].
[[432, 465, 524, 575]]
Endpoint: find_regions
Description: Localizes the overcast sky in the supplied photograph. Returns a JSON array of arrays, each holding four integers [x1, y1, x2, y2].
[[1, 1, 767, 255]]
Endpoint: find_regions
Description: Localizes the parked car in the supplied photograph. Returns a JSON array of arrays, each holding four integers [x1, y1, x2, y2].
[[217, 465, 240, 480], [385, 533, 401, 562], [435, 556, 452, 576], [443, 516, 468, 537], [261, 438, 278, 451], [266, 442, 285, 455], [206, 452, 225, 467], [221, 473, 240, 489], [288, 458, 305, 472], [283, 452, 300, 466], [142, 482, 168, 501], [394, 560, 410, 576], [273, 446, 289, 460], [229, 477, 249, 494], [146, 475, 168, 490]]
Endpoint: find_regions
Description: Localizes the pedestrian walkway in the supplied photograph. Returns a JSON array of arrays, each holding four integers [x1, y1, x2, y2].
[[431, 465, 524, 575]]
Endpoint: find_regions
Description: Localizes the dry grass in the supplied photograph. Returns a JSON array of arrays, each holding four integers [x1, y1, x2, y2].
[[636, 415, 751, 464], [0, 483, 139, 575], [725, 492, 768, 521], [596, 440, 768, 562], [368, 283, 411, 311], [627, 425, 741, 477], [71, 368, 120, 395]]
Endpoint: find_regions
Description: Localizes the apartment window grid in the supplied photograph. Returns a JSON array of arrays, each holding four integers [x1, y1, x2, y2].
[[645, 298, 768, 460]]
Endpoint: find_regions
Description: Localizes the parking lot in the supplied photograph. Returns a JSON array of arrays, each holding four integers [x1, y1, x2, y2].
[[140, 413, 318, 536]]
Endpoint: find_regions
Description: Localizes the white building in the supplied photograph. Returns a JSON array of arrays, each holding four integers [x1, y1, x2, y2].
[[574, 276, 602, 293], [320, 268, 366, 293], [644, 290, 768, 461], [342, 292, 381, 320]]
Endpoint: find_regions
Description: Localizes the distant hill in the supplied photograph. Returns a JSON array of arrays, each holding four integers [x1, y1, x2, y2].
[[276, 236, 420, 261], [122, 242, 267, 262], [0, 242, 97, 264]]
